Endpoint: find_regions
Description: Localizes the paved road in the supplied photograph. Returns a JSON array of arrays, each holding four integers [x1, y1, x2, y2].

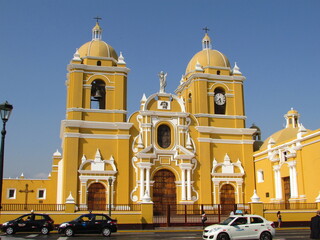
[[0, 228, 311, 239]]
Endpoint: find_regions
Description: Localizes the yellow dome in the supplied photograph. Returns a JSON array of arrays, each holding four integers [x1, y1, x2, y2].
[[186, 49, 230, 74], [78, 40, 118, 59], [286, 108, 298, 116]]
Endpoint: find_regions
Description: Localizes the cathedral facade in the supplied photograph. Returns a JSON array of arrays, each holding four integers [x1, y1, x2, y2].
[[2, 22, 319, 214]]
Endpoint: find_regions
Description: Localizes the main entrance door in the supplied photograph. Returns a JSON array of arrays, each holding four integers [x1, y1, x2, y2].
[[283, 176, 291, 209], [153, 169, 176, 215], [220, 184, 235, 214], [87, 182, 106, 211]]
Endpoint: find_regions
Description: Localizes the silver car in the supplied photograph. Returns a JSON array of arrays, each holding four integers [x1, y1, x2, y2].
[[202, 214, 275, 240]]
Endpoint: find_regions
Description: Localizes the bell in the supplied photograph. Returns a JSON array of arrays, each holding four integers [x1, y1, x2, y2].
[[93, 89, 102, 99]]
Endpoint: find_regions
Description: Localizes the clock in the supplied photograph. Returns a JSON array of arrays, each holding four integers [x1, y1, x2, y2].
[[214, 93, 226, 105]]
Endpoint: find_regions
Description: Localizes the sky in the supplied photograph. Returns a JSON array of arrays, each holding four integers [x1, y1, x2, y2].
[[0, 0, 320, 179]]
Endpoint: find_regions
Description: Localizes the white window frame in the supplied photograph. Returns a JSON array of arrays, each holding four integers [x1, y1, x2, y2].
[[7, 188, 16, 199], [37, 189, 46, 200], [257, 170, 264, 183]]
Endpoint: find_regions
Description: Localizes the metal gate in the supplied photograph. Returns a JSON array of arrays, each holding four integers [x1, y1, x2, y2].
[[153, 204, 250, 227]]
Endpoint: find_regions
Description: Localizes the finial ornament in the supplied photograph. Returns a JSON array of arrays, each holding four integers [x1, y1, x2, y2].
[[158, 71, 167, 93]]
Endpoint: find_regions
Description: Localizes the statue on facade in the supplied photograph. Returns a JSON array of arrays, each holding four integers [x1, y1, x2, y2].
[[158, 71, 167, 93]]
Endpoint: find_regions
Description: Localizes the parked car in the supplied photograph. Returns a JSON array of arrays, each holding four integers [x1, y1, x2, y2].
[[202, 214, 275, 240], [58, 213, 117, 237], [1, 213, 54, 235]]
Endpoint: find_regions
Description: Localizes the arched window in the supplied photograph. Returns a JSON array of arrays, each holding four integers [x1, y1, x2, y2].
[[214, 88, 226, 114], [97, 60, 101, 66], [157, 124, 171, 148], [91, 80, 106, 109]]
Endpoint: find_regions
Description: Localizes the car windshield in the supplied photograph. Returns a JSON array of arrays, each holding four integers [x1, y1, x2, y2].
[[220, 217, 235, 225]]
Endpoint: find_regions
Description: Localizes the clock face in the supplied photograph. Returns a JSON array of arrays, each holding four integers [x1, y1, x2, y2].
[[214, 93, 226, 105]]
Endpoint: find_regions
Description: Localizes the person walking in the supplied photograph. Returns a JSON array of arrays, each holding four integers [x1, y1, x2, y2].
[[277, 211, 282, 228], [201, 211, 207, 229], [310, 211, 320, 239]]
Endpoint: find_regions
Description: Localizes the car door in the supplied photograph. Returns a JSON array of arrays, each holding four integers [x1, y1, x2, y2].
[[17, 214, 33, 232], [248, 216, 266, 238], [228, 217, 251, 239]]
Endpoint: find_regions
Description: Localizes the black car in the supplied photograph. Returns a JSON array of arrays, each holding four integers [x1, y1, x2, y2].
[[58, 213, 117, 237], [1, 213, 54, 235]]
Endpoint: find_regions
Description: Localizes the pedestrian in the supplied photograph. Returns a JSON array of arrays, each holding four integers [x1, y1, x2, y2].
[[310, 210, 320, 239], [277, 211, 282, 228], [201, 211, 207, 229]]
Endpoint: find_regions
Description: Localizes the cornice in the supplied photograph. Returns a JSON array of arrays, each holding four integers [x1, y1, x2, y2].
[[139, 111, 189, 118], [67, 108, 127, 114], [62, 120, 133, 130], [198, 138, 254, 145], [67, 63, 130, 74], [196, 126, 256, 135], [194, 114, 246, 120], [63, 133, 130, 139]]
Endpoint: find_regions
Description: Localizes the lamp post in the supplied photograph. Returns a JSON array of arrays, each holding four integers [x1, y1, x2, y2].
[[108, 177, 112, 216], [0, 101, 13, 210]]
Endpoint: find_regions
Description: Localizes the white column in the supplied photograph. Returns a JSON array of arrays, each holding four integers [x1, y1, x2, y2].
[[274, 166, 282, 200], [187, 169, 191, 200], [289, 163, 298, 198], [140, 167, 145, 200], [181, 169, 186, 200], [146, 167, 150, 197]]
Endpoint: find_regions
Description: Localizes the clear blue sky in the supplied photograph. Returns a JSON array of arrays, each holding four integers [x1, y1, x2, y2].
[[1, 0, 320, 178]]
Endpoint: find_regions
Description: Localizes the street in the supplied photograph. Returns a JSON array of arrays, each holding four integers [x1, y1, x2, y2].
[[0, 228, 311, 240]]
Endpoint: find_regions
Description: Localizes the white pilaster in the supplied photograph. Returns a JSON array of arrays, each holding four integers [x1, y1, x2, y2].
[[187, 169, 191, 200], [140, 167, 145, 200], [289, 162, 298, 198], [181, 169, 186, 200]]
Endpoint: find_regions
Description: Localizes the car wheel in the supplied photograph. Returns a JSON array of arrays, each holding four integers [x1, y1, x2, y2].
[[102, 227, 111, 237], [217, 232, 230, 240], [5, 227, 15, 235], [65, 227, 74, 237], [40, 226, 49, 235], [260, 231, 272, 240]]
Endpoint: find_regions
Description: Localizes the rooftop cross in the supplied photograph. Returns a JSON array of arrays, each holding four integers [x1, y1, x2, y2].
[[94, 16, 102, 23], [203, 27, 210, 33]]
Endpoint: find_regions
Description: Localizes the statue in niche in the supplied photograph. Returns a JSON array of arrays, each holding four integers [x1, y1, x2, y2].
[[158, 71, 167, 93]]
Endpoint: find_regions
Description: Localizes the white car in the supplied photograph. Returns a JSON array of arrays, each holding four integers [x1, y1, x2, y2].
[[202, 214, 275, 240]]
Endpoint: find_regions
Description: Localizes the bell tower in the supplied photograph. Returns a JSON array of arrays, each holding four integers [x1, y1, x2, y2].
[[58, 21, 132, 206]]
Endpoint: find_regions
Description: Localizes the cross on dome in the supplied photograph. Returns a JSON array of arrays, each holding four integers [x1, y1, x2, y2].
[[92, 17, 103, 40]]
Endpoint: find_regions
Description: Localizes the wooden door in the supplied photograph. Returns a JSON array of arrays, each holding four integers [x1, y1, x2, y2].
[[283, 177, 291, 209], [87, 183, 106, 211], [220, 184, 235, 214], [153, 169, 176, 215]]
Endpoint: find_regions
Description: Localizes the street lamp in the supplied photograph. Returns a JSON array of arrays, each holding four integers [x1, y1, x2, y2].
[[108, 177, 112, 216], [0, 101, 13, 210]]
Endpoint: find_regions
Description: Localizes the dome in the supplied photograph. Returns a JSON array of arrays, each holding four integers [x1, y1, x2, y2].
[[78, 40, 118, 59], [77, 22, 118, 60], [260, 127, 301, 150], [186, 49, 230, 74], [185, 33, 230, 74]]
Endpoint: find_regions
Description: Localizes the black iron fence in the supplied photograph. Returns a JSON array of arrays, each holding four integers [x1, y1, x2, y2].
[[153, 204, 251, 227]]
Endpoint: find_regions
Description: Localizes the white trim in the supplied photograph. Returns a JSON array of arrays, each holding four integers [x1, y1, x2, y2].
[[67, 63, 130, 74], [254, 130, 320, 157], [193, 114, 246, 119], [62, 120, 133, 130], [198, 138, 254, 144], [63, 133, 130, 139], [196, 126, 255, 135], [66, 108, 127, 114]]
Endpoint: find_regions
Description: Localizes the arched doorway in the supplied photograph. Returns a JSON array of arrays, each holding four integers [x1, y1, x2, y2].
[[220, 184, 235, 214], [87, 182, 106, 211], [153, 169, 176, 215]]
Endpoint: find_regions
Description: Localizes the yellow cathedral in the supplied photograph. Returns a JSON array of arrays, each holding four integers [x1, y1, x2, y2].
[[2, 22, 320, 223]]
